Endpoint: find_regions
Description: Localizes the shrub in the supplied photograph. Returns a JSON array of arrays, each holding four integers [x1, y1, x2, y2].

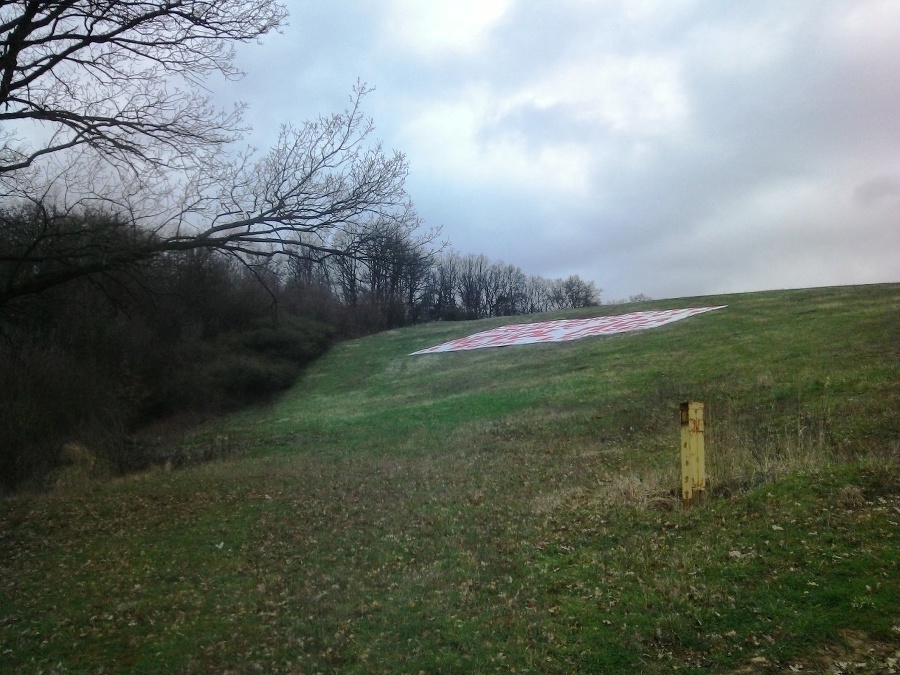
[[0, 239, 336, 491]]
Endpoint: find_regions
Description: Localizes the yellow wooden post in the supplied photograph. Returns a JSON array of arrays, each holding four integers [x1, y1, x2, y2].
[[680, 401, 706, 507]]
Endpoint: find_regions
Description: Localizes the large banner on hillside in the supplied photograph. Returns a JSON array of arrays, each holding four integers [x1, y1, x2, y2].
[[410, 306, 726, 355]]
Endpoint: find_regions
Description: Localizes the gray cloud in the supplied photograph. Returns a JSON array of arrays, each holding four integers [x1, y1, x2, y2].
[[854, 176, 900, 207], [218, 0, 899, 300]]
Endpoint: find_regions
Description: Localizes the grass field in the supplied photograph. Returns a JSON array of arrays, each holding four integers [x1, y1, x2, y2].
[[1, 283, 898, 673]]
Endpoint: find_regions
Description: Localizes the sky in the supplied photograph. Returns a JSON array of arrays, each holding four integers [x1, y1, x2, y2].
[[217, 0, 900, 301]]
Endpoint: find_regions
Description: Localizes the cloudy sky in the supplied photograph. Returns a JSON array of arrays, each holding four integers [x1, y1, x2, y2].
[[218, 0, 899, 301]]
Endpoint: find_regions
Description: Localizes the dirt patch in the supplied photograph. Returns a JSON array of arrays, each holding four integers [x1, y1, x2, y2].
[[804, 629, 900, 675], [731, 629, 900, 674]]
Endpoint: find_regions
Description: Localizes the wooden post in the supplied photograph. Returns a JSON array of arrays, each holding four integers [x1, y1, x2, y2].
[[680, 401, 706, 508]]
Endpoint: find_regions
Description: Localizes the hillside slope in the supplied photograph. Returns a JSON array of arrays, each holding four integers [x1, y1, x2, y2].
[[2, 283, 898, 672]]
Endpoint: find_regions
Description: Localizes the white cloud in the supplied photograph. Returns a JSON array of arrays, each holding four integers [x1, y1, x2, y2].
[[508, 55, 689, 138], [619, 0, 699, 22], [399, 87, 592, 196], [685, 17, 794, 75], [381, 0, 511, 56], [833, 0, 900, 59]]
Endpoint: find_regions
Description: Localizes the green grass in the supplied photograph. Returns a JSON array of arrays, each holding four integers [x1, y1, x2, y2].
[[2, 283, 899, 673]]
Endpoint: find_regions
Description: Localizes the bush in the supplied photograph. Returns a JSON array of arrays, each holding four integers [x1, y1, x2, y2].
[[0, 232, 337, 491], [0, 342, 127, 492]]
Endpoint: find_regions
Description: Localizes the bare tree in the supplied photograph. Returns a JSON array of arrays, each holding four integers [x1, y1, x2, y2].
[[424, 253, 459, 320], [456, 253, 488, 318], [0, 2, 424, 306], [326, 212, 437, 328], [1, 0, 285, 177], [522, 275, 553, 314], [562, 274, 600, 308], [488, 261, 526, 317]]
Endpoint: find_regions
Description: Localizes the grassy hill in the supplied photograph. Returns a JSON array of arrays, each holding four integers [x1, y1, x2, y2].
[[2, 283, 898, 673]]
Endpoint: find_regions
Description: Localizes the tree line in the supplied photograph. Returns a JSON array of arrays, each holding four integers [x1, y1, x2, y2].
[[0, 201, 598, 491], [0, 1, 600, 491], [280, 222, 601, 328]]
